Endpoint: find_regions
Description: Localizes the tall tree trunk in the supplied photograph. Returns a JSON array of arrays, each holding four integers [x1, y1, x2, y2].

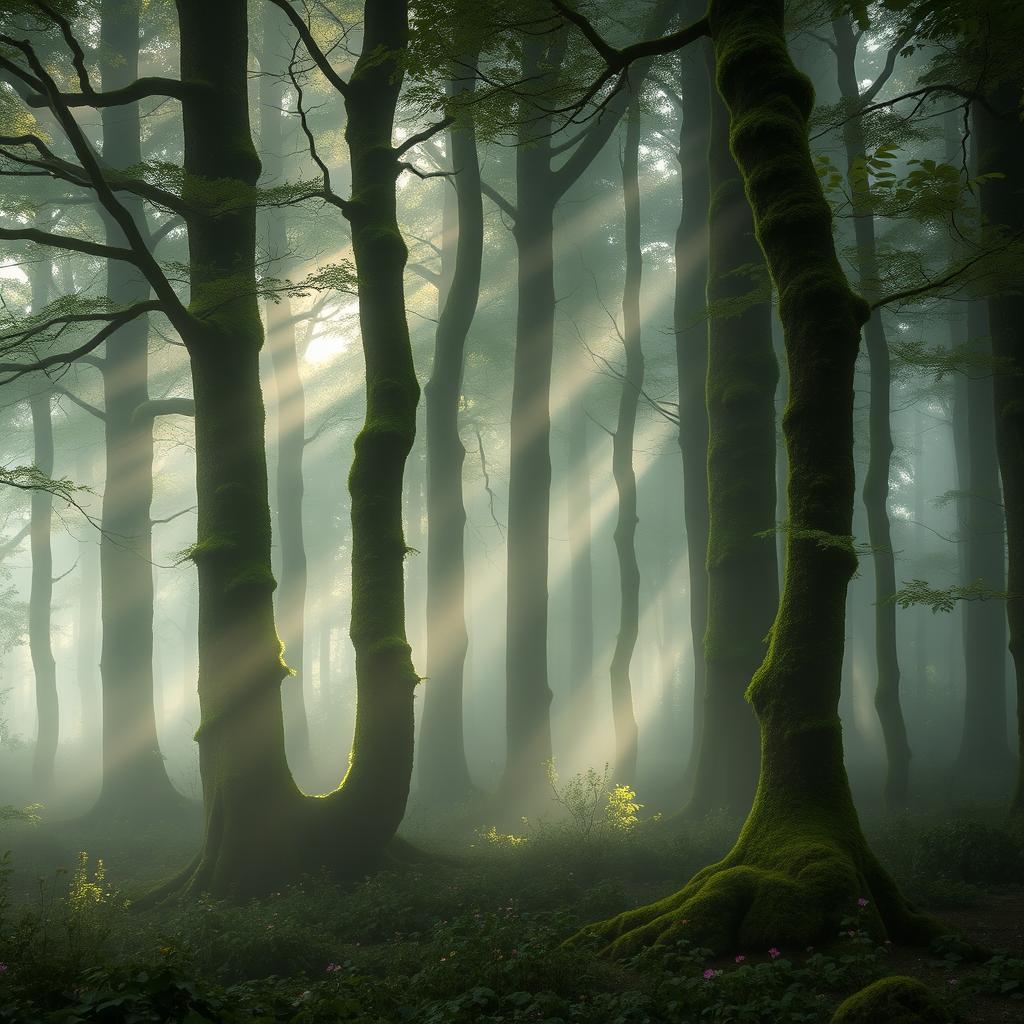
[[567, 401, 594, 724], [260, 4, 312, 778], [503, 65, 558, 801], [573, 0, 938, 955], [74, 451, 100, 748], [975, 88, 1024, 819], [501, 4, 673, 807], [93, 0, 180, 819], [608, 105, 645, 787], [28, 268, 57, 791], [687, 57, 777, 817], [163, 0, 420, 896], [418, 59, 482, 802], [957, 300, 1010, 787], [833, 15, 910, 812], [674, 31, 712, 800]]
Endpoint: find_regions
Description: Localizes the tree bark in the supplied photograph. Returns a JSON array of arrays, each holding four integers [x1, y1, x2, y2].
[[674, 28, 712, 801], [260, 3, 313, 779], [418, 58, 483, 802], [832, 15, 910, 812], [687, 53, 778, 817], [28, 305, 57, 792], [608, 104, 645, 787], [975, 87, 1024, 819], [93, 0, 180, 819]]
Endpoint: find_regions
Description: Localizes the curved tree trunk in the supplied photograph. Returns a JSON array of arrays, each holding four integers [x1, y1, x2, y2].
[[673, 28, 712, 801], [93, 0, 180, 820], [418, 59, 483, 803], [687, 57, 777, 818], [165, 0, 419, 898], [609, 104, 644, 787], [573, 0, 938, 956], [833, 15, 910, 812], [975, 87, 1024, 820], [260, 3, 312, 780]]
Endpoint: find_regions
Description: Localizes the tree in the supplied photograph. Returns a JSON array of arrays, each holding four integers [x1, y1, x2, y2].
[[607, 97, 646, 787], [418, 37, 484, 803], [555, 0, 940, 953], [672, 17, 712, 802], [487, 0, 673, 809], [830, 11, 912, 812], [260, 1, 313, 781], [2, 0, 425, 895], [686, 40, 778, 818], [93, 0, 183, 819]]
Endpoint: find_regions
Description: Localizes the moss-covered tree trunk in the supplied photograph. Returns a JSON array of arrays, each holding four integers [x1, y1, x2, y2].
[[333, 0, 421, 850], [260, 4, 312, 780], [572, 0, 938, 955], [975, 87, 1024, 820], [609, 104, 645, 787], [687, 55, 777, 818], [163, 0, 418, 897], [832, 15, 910, 812], [673, 29, 712, 799], [93, 0, 181, 820], [418, 59, 482, 803]]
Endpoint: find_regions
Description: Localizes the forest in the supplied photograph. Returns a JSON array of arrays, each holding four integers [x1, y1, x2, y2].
[[0, 0, 1021, 1021]]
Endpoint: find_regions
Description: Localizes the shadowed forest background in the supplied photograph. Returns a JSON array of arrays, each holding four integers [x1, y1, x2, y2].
[[0, 1, 1022, 1021]]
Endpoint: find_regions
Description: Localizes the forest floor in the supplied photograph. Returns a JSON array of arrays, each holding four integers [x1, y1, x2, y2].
[[0, 796, 1021, 1023]]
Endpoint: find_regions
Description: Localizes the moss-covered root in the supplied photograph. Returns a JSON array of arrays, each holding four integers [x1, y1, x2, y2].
[[830, 976, 947, 1024], [567, 826, 943, 958]]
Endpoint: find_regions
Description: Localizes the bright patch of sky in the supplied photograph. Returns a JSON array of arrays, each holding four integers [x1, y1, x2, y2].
[[304, 301, 359, 364], [0, 260, 27, 284]]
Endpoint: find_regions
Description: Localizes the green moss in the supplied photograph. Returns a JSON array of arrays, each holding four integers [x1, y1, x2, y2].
[[830, 976, 946, 1024], [225, 565, 278, 595], [180, 533, 236, 562]]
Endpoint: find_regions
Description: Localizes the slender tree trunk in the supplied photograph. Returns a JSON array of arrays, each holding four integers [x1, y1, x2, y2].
[[501, 4, 672, 807], [418, 60, 482, 802], [74, 452, 100, 748], [567, 401, 594, 725], [503, 66, 558, 801], [574, 0, 938, 955], [93, 0, 180, 819], [608, 105, 645, 787], [975, 88, 1024, 818], [687, 58, 778, 817], [28, 341, 57, 792], [674, 31, 712, 800], [260, 5, 312, 778], [832, 15, 910, 812]]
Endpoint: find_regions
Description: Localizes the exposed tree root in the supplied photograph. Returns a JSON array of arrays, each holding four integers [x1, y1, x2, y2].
[[568, 813, 944, 958]]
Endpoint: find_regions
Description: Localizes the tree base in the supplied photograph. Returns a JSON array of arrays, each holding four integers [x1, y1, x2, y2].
[[568, 816, 944, 958]]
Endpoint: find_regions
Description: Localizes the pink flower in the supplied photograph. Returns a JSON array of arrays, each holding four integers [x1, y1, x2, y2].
[[703, 968, 716, 980], [0, 964, 7, 975], [768, 947, 781, 959], [734, 955, 746, 964], [857, 897, 869, 908]]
